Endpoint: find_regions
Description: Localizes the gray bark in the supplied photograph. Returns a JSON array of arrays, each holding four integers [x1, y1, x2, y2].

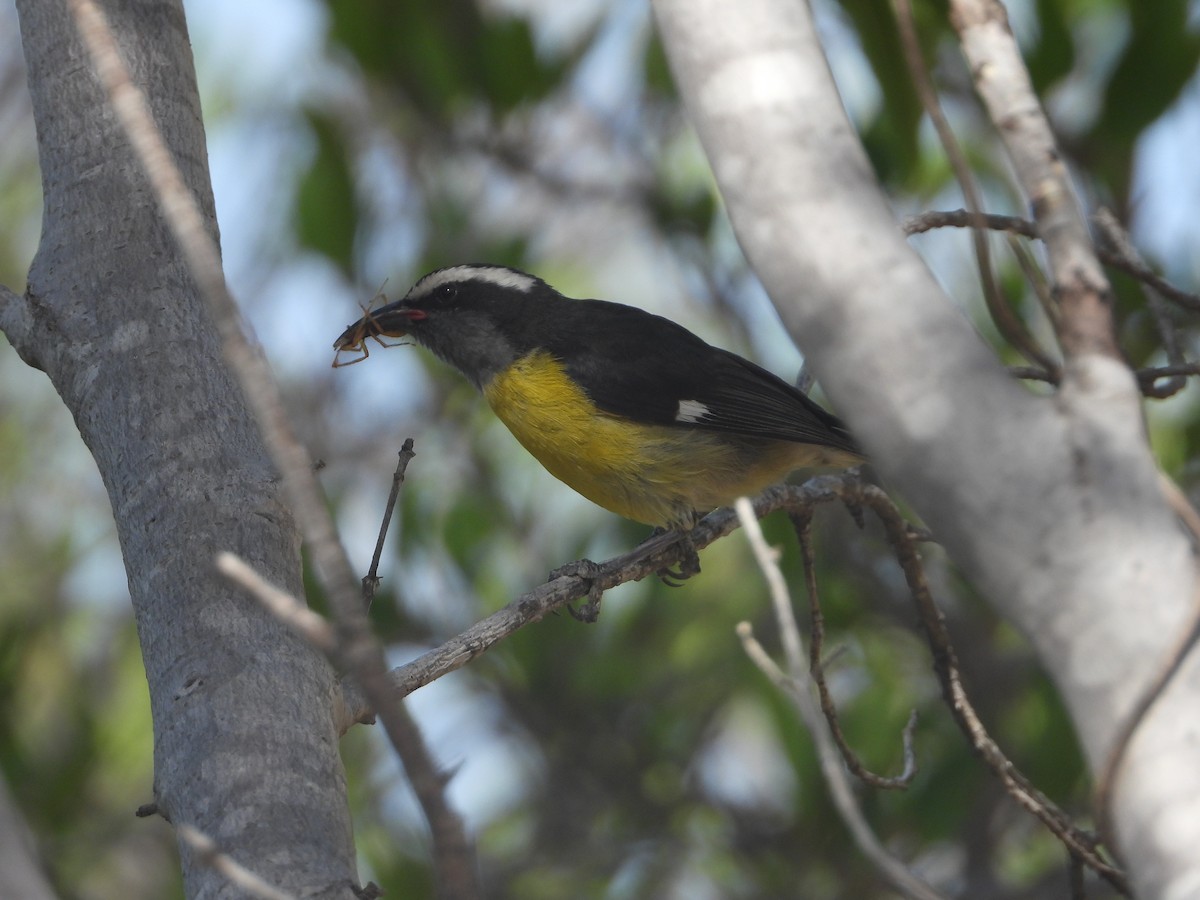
[[2, 2, 359, 897], [653, 0, 1200, 897]]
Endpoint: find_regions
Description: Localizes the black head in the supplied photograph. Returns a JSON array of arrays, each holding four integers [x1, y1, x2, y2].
[[340, 264, 562, 387]]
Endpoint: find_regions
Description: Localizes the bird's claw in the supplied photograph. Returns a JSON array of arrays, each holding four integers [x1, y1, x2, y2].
[[550, 559, 606, 623], [655, 534, 701, 586]]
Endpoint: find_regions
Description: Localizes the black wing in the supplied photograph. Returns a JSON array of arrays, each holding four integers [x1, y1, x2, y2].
[[542, 299, 859, 455]]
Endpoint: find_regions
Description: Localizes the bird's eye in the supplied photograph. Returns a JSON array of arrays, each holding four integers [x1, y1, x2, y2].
[[436, 285, 457, 302]]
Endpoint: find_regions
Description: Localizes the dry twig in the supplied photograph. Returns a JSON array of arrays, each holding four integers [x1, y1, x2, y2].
[[791, 510, 918, 789], [363, 439, 417, 608], [856, 489, 1127, 893], [1093, 209, 1186, 399], [734, 498, 944, 900], [178, 826, 296, 900], [906, 208, 1200, 394], [893, 0, 1058, 380], [949, 0, 1117, 360]]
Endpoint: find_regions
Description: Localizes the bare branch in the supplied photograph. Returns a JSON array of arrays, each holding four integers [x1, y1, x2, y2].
[[216, 552, 478, 898], [1137, 363, 1200, 386], [390, 478, 854, 696], [906, 208, 1200, 312], [735, 497, 805, 673], [893, 0, 1059, 378], [1069, 852, 1086, 900], [903, 209, 1039, 239], [1093, 209, 1187, 399], [857, 490, 1127, 893], [0, 283, 31, 355], [1093, 210, 1200, 314], [1094, 575, 1200, 853], [732, 512, 944, 900], [217, 552, 337, 651], [790, 509, 918, 790], [364, 439, 416, 608], [1006, 233, 1059, 330], [948, 0, 1117, 360]]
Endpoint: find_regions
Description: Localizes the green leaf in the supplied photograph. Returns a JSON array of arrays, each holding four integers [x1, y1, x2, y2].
[[1026, 0, 1075, 89], [840, 0, 925, 185], [295, 112, 357, 274]]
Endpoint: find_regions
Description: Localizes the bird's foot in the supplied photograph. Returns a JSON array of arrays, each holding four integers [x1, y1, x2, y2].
[[636, 528, 701, 586], [550, 558, 606, 623]]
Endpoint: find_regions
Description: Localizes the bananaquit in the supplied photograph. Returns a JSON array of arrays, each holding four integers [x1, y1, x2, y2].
[[334, 265, 861, 566]]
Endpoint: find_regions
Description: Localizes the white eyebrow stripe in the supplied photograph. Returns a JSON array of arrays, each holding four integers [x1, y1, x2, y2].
[[676, 399, 711, 423], [408, 265, 538, 299]]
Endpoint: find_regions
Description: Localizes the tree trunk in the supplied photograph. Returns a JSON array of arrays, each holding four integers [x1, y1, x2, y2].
[[653, 0, 1200, 896], [3, 2, 360, 896]]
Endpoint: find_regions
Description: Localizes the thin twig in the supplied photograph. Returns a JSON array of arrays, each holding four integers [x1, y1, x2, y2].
[[790, 510, 918, 789], [67, 5, 479, 897], [949, 0, 1118, 360], [736, 497, 805, 671], [737, 627, 945, 900], [364, 439, 416, 608], [217, 553, 337, 652], [1069, 851, 1087, 900], [1103, 255, 1200, 314], [1007, 233, 1059, 330], [1013, 361, 1200, 389], [1093, 475, 1200, 851], [1136, 363, 1200, 387], [893, 0, 1059, 379], [857, 490, 1127, 894], [219, 550, 368, 735], [903, 209, 1039, 239], [217, 553, 478, 893], [733, 500, 944, 900], [905, 208, 1200, 314], [178, 825, 296, 900], [1093, 210, 1200, 313], [1094, 208, 1186, 399]]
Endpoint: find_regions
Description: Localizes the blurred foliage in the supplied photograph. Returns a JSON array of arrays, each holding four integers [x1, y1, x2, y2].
[[2, 0, 1198, 898], [326, 0, 568, 118], [296, 111, 359, 274], [0, 364, 179, 899]]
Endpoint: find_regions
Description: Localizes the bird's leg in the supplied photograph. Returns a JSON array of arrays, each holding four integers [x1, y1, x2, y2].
[[549, 558, 606, 623], [634, 527, 701, 586], [550, 523, 705, 621]]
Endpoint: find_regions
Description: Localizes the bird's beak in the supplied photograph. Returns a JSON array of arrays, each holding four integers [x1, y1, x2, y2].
[[332, 301, 424, 351]]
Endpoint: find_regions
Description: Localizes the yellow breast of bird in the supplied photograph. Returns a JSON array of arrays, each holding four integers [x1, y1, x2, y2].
[[481, 350, 818, 529]]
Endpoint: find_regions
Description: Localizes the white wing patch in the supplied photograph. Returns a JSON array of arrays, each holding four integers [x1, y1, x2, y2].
[[676, 399, 711, 423], [409, 265, 538, 300]]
